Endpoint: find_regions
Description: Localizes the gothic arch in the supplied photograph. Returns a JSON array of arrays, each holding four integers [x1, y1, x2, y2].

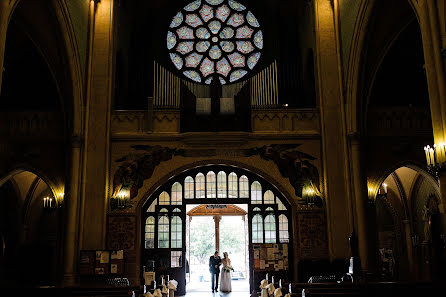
[[136, 159, 297, 213], [345, 0, 422, 134], [134, 159, 298, 291], [4, 0, 84, 137]]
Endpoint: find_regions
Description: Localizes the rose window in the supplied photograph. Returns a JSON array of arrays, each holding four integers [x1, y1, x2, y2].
[[167, 0, 263, 85]]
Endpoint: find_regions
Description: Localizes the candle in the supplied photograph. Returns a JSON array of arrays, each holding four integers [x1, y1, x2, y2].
[[49, 198, 52, 208], [425, 146, 429, 166], [429, 148, 435, 166], [441, 142, 446, 163]]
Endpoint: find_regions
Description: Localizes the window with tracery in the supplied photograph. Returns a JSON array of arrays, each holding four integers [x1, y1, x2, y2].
[[252, 214, 263, 243], [172, 182, 183, 205], [196, 173, 205, 198], [145, 216, 155, 249], [167, 0, 263, 85], [158, 216, 170, 248], [264, 190, 274, 204], [228, 172, 238, 198], [185, 176, 194, 199], [264, 214, 276, 243], [159, 191, 170, 205], [207, 171, 216, 198], [217, 171, 227, 198], [239, 175, 249, 198], [279, 214, 289, 243], [144, 167, 291, 249], [251, 181, 262, 204], [171, 216, 182, 248]]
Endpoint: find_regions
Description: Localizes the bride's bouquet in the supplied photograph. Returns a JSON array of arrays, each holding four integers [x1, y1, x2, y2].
[[223, 265, 234, 272]]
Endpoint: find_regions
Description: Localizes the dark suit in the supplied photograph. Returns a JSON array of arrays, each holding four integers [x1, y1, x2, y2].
[[209, 255, 222, 290]]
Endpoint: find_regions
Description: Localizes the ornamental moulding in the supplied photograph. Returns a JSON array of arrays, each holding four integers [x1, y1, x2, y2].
[[112, 144, 320, 202]]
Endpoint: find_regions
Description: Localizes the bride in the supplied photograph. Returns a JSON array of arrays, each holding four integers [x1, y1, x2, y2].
[[220, 252, 233, 292]]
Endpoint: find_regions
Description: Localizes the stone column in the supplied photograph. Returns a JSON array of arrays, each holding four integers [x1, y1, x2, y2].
[[79, 0, 114, 250], [314, 0, 353, 260], [63, 135, 83, 286], [415, 0, 446, 231], [349, 134, 370, 275], [402, 219, 415, 276]]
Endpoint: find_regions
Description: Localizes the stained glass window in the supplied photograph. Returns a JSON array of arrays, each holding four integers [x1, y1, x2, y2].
[[215, 171, 226, 198], [171, 216, 182, 248], [147, 200, 157, 212], [145, 216, 155, 249], [265, 215, 276, 243], [159, 191, 170, 205], [264, 190, 275, 204], [158, 216, 169, 248], [228, 172, 238, 198], [207, 171, 216, 198], [279, 215, 289, 243], [171, 182, 182, 205], [277, 197, 287, 211], [252, 214, 263, 243], [196, 173, 205, 198], [185, 176, 194, 199], [167, 0, 263, 84], [251, 181, 262, 204], [239, 175, 249, 198]]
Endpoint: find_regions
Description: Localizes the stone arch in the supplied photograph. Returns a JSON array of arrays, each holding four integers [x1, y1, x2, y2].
[[136, 159, 297, 213], [134, 159, 298, 287], [345, 0, 423, 135], [0, 168, 61, 284], [4, 0, 84, 138]]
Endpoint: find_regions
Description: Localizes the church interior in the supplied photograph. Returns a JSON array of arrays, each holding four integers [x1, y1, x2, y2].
[[0, 0, 445, 296]]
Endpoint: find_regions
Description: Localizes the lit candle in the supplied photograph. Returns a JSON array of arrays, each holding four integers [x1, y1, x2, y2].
[[429, 148, 434, 166], [424, 146, 430, 166], [49, 198, 52, 208]]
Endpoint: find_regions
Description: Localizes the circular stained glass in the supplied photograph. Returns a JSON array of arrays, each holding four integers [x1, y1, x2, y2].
[[167, 0, 263, 84]]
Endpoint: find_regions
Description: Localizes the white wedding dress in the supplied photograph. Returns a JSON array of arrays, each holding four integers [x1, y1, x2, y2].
[[220, 258, 232, 292]]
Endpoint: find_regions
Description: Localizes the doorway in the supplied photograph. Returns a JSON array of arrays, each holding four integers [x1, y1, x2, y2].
[[141, 165, 293, 295], [186, 205, 249, 293]]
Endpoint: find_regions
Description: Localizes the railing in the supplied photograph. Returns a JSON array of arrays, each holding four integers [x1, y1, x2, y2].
[[111, 108, 320, 135]]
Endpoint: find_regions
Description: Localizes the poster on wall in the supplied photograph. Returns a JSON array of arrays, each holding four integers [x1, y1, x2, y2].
[[253, 243, 288, 271], [80, 249, 124, 276]]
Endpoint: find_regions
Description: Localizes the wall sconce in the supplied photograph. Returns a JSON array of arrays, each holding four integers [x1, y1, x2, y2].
[[111, 188, 130, 210], [300, 184, 322, 208], [424, 143, 446, 175], [368, 187, 374, 199]]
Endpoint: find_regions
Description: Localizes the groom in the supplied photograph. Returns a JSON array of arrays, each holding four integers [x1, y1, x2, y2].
[[209, 251, 222, 293]]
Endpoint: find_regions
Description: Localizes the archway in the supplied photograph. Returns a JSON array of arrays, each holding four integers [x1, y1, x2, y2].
[[186, 204, 249, 293], [141, 165, 293, 295], [373, 166, 445, 281], [0, 170, 62, 286]]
